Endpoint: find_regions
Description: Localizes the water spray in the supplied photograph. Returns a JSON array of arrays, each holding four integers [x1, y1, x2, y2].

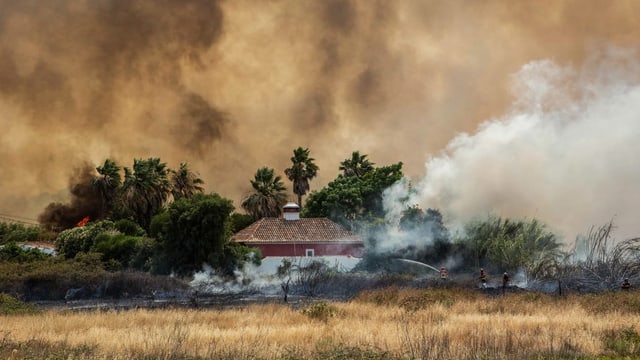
[[395, 258, 440, 273]]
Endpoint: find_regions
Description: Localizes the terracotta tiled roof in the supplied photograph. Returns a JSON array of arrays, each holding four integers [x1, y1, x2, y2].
[[231, 218, 362, 244]]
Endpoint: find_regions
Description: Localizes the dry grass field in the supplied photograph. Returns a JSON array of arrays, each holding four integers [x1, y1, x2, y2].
[[1, 287, 640, 359]]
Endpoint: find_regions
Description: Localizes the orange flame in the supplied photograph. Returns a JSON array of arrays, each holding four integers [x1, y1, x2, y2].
[[76, 216, 90, 227]]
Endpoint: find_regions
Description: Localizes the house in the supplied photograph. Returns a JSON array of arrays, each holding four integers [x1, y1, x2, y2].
[[231, 203, 364, 270]]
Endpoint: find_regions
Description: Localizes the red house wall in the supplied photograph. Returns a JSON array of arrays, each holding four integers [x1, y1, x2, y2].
[[250, 243, 364, 258]]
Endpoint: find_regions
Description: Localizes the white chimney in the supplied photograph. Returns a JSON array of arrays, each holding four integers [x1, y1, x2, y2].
[[283, 202, 300, 220]]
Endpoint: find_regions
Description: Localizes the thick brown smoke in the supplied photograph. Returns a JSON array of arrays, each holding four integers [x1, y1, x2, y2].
[[1, 1, 639, 233], [37, 163, 101, 230]]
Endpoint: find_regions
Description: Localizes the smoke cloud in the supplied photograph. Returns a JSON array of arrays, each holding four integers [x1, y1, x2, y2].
[[1, 0, 639, 240], [384, 48, 640, 242], [38, 163, 102, 230]]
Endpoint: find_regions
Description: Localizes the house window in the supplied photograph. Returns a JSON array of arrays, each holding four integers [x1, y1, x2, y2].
[[305, 249, 315, 257]]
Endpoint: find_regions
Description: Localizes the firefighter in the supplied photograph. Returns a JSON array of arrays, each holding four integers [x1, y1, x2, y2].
[[621, 278, 631, 290], [502, 272, 510, 287], [480, 268, 487, 289], [440, 267, 448, 280], [502, 272, 510, 294]]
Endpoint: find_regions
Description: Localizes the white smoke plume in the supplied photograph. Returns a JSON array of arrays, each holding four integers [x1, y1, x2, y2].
[[190, 263, 282, 295], [384, 47, 640, 243]]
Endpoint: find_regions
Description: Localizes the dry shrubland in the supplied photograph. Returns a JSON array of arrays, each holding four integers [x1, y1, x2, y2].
[[1, 287, 640, 359]]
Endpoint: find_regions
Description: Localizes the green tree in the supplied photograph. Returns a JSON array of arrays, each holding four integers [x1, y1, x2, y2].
[[339, 151, 375, 178], [122, 158, 171, 231], [228, 213, 254, 233], [459, 216, 561, 279], [151, 193, 235, 275], [93, 159, 122, 220], [398, 206, 451, 264], [304, 162, 403, 227], [241, 167, 288, 221], [284, 147, 319, 210], [169, 162, 205, 201]]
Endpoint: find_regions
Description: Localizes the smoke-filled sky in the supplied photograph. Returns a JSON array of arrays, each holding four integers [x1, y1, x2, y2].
[[1, 0, 639, 240]]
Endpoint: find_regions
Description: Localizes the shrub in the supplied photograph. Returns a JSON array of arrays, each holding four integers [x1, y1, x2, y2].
[[0, 242, 50, 262], [0, 255, 106, 300], [0, 293, 40, 315], [0, 222, 41, 245], [115, 219, 146, 236], [55, 220, 117, 259], [302, 301, 339, 322], [93, 233, 144, 269]]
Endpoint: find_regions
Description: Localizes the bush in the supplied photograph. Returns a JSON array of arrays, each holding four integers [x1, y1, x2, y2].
[[55, 220, 117, 259], [115, 219, 146, 236], [302, 301, 339, 322], [0, 293, 40, 315], [0, 222, 41, 245], [0, 242, 50, 262], [0, 255, 106, 300], [0, 256, 190, 301], [93, 233, 146, 270]]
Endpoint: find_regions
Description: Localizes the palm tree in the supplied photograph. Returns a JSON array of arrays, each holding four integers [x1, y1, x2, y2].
[[122, 158, 171, 231], [93, 159, 122, 219], [284, 147, 319, 210], [339, 151, 375, 178], [242, 167, 288, 221], [170, 162, 205, 200]]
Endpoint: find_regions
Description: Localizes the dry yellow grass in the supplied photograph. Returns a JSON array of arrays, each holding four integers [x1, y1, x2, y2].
[[1, 289, 639, 359]]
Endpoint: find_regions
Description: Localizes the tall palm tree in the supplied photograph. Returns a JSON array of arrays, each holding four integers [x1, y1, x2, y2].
[[339, 151, 375, 178], [284, 147, 319, 210], [93, 159, 122, 219], [170, 162, 205, 200], [122, 158, 171, 231], [242, 167, 288, 221]]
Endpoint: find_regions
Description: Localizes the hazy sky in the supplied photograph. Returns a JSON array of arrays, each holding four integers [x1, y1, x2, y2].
[[1, 0, 639, 240]]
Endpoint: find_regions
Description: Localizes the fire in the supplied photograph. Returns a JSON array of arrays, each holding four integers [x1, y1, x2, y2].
[[76, 216, 90, 227]]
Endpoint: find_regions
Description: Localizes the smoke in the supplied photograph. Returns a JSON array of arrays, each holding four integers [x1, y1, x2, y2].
[[38, 163, 102, 230], [191, 263, 283, 295], [384, 48, 640, 242], [2, 0, 640, 227]]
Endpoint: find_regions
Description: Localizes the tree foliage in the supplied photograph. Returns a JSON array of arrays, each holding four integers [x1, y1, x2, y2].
[[228, 213, 254, 233], [339, 151, 375, 178], [122, 158, 172, 231], [55, 220, 118, 259], [284, 147, 319, 209], [93, 159, 122, 220], [458, 216, 562, 279], [151, 193, 238, 275], [398, 205, 451, 264], [169, 162, 205, 201], [303, 161, 403, 227], [241, 167, 288, 221]]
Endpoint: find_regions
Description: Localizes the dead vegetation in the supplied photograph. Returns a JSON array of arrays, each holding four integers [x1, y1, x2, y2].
[[1, 287, 640, 359]]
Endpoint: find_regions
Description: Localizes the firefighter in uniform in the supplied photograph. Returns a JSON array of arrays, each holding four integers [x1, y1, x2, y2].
[[502, 272, 510, 294], [440, 267, 448, 280], [480, 268, 488, 289]]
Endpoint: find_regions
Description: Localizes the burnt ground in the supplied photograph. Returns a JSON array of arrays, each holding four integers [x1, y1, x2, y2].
[[33, 293, 316, 312], [30, 275, 534, 312]]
